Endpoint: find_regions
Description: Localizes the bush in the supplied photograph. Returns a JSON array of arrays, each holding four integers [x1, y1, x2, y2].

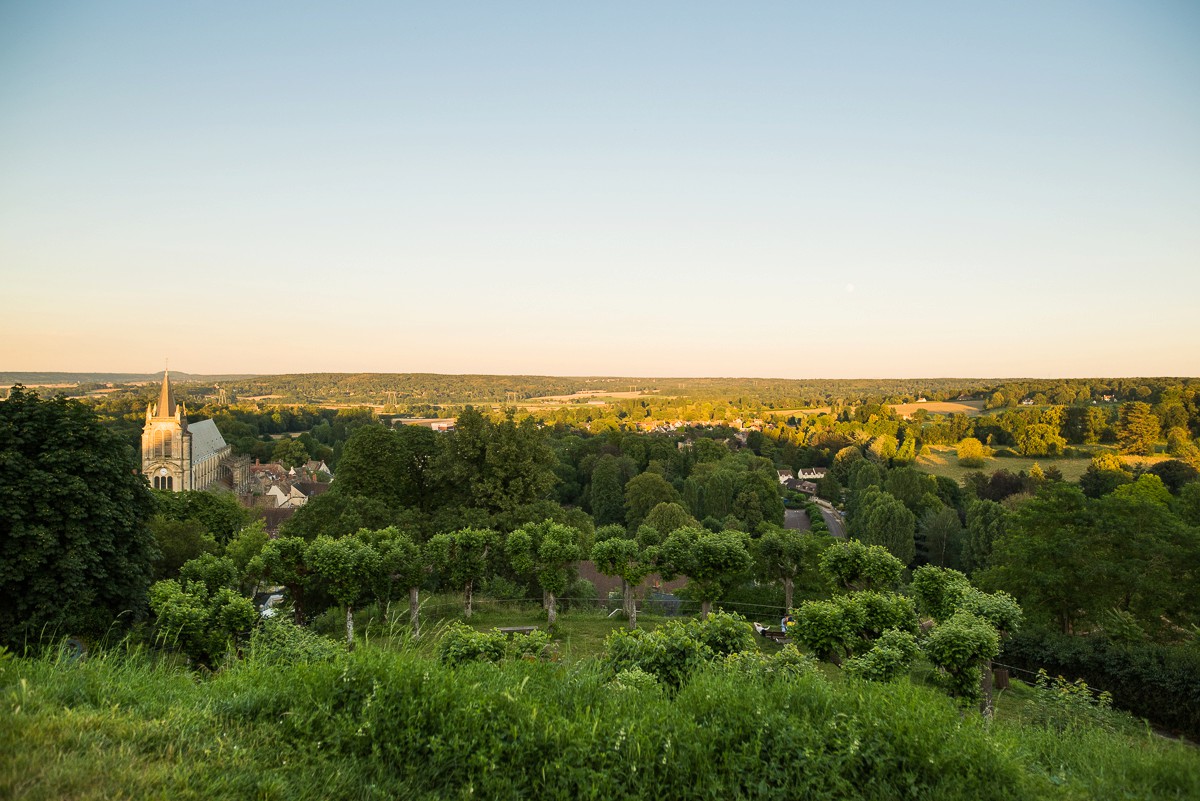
[[247, 616, 342, 666], [1002, 629, 1200, 739], [439, 623, 507, 666], [601, 621, 714, 689], [685, 611, 757, 657], [844, 629, 919, 683], [561, 578, 598, 611]]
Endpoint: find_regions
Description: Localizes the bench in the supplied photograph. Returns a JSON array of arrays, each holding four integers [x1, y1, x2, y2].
[[494, 626, 538, 637], [761, 630, 789, 642]]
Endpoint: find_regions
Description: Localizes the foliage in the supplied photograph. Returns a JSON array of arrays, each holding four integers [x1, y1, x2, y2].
[[506, 520, 587, 624], [818, 538, 903, 592], [844, 628, 921, 683], [656, 527, 752, 613], [1117, 402, 1160, 456], [1026, 669, 1132, 735], [923, 611, 1001, 705], [438, 622, 507, 666], [957, 437, 988, 468], [0, 386, 158, 647], [685, 611, 758, 657], [148, 578, 257, 667], [425, 527, 498, 618], [246, 615, 341, 665], [851, 488, 917, 565]]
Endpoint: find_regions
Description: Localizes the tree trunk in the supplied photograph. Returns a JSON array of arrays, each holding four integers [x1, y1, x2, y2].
[[409, 586, 420, 639], [291, 587, 305, 626], [701, 599, 712, 617], [621, 579, 630, 616], [464, 580, 473, 619], [625, 583, 637, 629], [783, 577, 794, 612], [979, 659, 995, 718], [547, 590, 557, 626], [345, 604, 355, 652]]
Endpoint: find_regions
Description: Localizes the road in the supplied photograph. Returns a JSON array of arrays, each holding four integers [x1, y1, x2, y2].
[[784, 502, 846, 539]]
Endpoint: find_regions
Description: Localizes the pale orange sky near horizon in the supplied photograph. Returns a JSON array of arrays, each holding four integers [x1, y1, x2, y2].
[[2, 3, 1198, 379]]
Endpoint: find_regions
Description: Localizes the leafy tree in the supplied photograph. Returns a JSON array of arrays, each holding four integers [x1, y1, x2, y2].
[[506, 520, 587, 625], [816, 473, 842, 503], [867, 434, 898, 463], [817, 538, 903, 592], [980, 484, 1102, 634], [426, 527, 497, 618], [280, 491, 397, 540], [154, 490, 251, 546], [248, 537, 311, 624], [306, 535, 381, 649], [1117, 402, 1160, 456], [355, 527, 427, 636], [642, 501, 698, 536], [1177, 483, 1200, 526], [271, 437, 310, 469], [588, 455, 626, 526], [1016, 424, 1066, 457], [852, 489, 917, 566], [1146, 459, 1200, 495], [0, 386, 158, 647], [918, 507, 963, 569], [893, 436, 917, 465], [178, 553, 238, 596], [624, 472, 681, 529], [224, 520, 270, 593], [956, 438, 986, 468], [754, 527, 822, 610], [923, 611, 1001, 708], [591, 531, 657, 629], [657, 527, 752, 616], [149, 516, 218, 580], [961, 499, 1008, 575], [1111, 474, 1172, 506]]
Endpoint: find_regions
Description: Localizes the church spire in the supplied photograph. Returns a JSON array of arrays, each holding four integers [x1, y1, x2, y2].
[[156, 370, 177, 418]]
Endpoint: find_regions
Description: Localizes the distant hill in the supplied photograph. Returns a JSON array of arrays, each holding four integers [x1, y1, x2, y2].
[[0, 372, 257, 386]]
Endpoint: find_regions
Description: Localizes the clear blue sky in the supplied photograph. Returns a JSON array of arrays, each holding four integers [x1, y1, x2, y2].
[[1, 1, 1197, 377]]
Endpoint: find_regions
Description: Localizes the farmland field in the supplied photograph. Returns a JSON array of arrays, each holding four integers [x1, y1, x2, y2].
[[916, 445, 1096, 483], [890, 399, 987, 417]]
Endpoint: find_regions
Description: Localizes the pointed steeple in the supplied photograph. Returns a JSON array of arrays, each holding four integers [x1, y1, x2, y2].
[[156, 370, 177, 418]]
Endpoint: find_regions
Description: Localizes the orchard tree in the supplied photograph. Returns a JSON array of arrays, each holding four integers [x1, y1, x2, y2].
[[818, 538, 904, 592], [506, 520, 587, 625], [426, 527, 497, 618], [642, 501, 699, 536], [754, 527, 824, 610], [0, 386, 158, 647]]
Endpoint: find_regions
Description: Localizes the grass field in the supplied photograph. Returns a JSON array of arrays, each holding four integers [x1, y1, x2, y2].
[[915, 445, 1097, 483]]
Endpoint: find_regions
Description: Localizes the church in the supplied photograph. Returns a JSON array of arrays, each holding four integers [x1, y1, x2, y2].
[[141, 371, 248, 492]]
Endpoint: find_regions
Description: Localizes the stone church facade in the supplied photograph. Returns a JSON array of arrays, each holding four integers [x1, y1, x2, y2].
[[141, 372, 249, 492]]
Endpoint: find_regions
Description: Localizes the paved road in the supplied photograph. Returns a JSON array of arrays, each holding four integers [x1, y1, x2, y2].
[[784, 504, 845, 539]]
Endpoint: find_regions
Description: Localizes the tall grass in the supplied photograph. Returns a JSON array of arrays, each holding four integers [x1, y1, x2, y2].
[[2, 638, 1197, 800]]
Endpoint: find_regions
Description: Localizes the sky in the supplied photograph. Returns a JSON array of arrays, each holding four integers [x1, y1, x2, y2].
[[1, 1, 1198, 378]]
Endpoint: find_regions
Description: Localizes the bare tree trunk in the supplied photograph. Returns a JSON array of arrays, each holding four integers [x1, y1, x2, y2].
[[346, 604, 355, 652], [783, 577, 794, 612], [702, 599, 712, 617], [464, 580, 473, 619], [621, 579, 630, 616], [626, 583, 637, 629], [979, 659, 995, 718], [547, 591, 558, 626], [409, 586, 420, 639]]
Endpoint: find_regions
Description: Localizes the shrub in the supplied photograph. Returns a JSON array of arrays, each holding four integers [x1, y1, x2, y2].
[[685, 611, 757, 657], [601, 621, 714, 689], [844, 629, 920, 683], [247, 616, 342, 666], [439, 623, 507, 666]]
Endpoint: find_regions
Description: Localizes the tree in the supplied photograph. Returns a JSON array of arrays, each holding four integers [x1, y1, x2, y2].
[[624, 472, 681, 529], [657, 527, 752, 616], [355, 527, 427, 636], [851, 489, 917, 566], [271, 437, 310, 469], [248, 537, 311, 624], [306, 535, 382, 650], [505, 520, 587, 625], [754, 527, 821, 610], [817, 539, 903, 593], [588, 455, 626, 527], [426, 527, 497, 618], [918, 507, 964, 569], [149, 516, 218, 580], [591, 531, 657, 629], [961, 499, 1008, 575], [0, 386, 158, 647], [149, 578, 257, 668], [154, 490, 251, 546], [956, 438, 987, 468], [642, 502, 699, 536], [1016, 424, 1067, 458], [224, 520, 270, 594], [867, 435, 898, 463], [1117, 402, 1159, 456]]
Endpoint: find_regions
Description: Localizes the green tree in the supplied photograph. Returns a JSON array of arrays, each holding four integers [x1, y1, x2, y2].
[[355, 527, 428, 636], [0, 386, 158, 647], [591, 531, 657, 629], [426, 527, 497, 618], [754, 527, 820, 610], [961, 499, 1008, 575], [851, 489, 917, 566], [817, 539, 904, 593], [624, 472, 681, 529], [505, 520, 587, 625], [224, 520, 270, 594], [154, 490, 251, 546], [642, 501, 699, 536], [271, 437, 310, 469], [149, 578, 258, 668], [588, 455, 627, 527], [918, 506, 963, 569], [248, 536, 311, 624], [656, 527, 752, 616], [306, 535, 381, 650], [149, 516, 218, 581], [1116, 402, 1160, 456]]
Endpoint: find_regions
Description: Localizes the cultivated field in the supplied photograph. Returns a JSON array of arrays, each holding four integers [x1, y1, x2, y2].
[[890, 399, 987, 417]]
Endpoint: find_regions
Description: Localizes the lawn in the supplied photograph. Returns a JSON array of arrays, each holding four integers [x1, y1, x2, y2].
[[915, 445, 1100, 484]]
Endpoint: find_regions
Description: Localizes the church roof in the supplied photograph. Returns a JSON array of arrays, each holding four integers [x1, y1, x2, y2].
[[189, 419, 227, 464], [155, 371, 176, 418]]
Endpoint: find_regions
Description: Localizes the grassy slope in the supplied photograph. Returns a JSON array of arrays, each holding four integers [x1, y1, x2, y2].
[[3, 615, 1198, 801]]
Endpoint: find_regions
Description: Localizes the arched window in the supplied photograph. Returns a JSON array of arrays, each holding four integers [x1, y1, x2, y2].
[[160, 430, 172, 458], [166, 476, 173, 491], [152, 476, 159, 490]]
